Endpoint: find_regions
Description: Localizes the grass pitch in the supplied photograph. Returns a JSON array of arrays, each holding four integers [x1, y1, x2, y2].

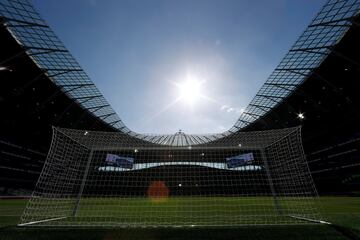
[[19, 196, 322, 226], [0, 197, 359, 239]]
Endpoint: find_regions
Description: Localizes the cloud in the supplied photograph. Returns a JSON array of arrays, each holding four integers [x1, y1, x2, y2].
[[221, 105, 228, 110], [217, 125, 227, 131], [220, 105, 244, 114]]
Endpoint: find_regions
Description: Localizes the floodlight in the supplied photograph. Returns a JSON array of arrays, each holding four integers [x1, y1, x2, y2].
[[297, 113, 305, 120]]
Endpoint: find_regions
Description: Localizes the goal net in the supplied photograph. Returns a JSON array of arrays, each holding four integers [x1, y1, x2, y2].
[[19, 126, 322, 227]]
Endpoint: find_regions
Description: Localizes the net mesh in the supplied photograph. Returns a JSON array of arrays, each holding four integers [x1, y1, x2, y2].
[[19, 126, 321, 227]]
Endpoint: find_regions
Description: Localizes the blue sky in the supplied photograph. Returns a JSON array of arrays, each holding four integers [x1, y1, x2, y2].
[[32, 0, 325, 134]]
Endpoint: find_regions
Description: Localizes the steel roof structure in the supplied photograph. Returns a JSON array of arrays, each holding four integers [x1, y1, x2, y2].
[[0, 0, 360, 146]]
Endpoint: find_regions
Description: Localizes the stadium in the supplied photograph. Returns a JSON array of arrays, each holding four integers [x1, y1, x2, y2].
[[0, 0, 359, 239]]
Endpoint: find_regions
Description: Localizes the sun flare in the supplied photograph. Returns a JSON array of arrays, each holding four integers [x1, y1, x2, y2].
[[176, 74, 204, 105]]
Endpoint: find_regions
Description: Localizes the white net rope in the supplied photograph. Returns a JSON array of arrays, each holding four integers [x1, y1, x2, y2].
[[19, 127, 321, 227]]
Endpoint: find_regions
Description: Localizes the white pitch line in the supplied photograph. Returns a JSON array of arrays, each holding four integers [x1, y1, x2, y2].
[[289, 215, 331, 225], [17, 216, 67, 226]]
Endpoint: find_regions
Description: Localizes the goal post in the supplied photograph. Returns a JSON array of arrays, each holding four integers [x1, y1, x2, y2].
[[19, 128, 92, 226], [19, 126, 323, 227]]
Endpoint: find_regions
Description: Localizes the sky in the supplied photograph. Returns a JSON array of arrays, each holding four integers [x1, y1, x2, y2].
[[31, 0, 326, 134]]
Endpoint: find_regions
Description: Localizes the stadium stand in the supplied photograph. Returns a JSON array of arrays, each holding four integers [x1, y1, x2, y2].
[[0, 0, 359, 197]]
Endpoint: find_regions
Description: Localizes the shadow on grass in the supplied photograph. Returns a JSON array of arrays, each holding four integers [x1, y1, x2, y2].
[[0, 225, 355, 240]]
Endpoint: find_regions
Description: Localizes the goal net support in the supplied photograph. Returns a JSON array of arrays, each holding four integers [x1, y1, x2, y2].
[[19, 126, 322, 227]]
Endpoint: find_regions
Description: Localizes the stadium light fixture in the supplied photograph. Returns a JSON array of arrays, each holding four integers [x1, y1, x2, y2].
[[238, 143, 242, 147], [84, 131, 88, 136], [178, 183, 182, 187], [134, 149, 139, 153], [297, 113, 305, 120]]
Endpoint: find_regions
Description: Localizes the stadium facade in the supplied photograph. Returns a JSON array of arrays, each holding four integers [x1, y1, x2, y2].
[[0, 0, 360, 196]]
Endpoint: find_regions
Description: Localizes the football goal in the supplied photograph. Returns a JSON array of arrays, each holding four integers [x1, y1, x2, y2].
[[19, 126, 324, 227]]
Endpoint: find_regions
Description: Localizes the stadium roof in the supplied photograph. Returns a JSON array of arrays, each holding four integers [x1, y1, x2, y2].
[[1, 0, 360, 146]]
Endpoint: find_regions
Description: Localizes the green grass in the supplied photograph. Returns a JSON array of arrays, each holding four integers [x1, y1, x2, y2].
[[0, 199, 25, 227], [16, 196, 319, 227], [0, 197, 359, 239], [318, 197, 360, 231], [21, 197, 321, 226]]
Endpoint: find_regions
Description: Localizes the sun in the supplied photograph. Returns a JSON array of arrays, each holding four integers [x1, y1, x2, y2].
[[176, 74, 204, 105]]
